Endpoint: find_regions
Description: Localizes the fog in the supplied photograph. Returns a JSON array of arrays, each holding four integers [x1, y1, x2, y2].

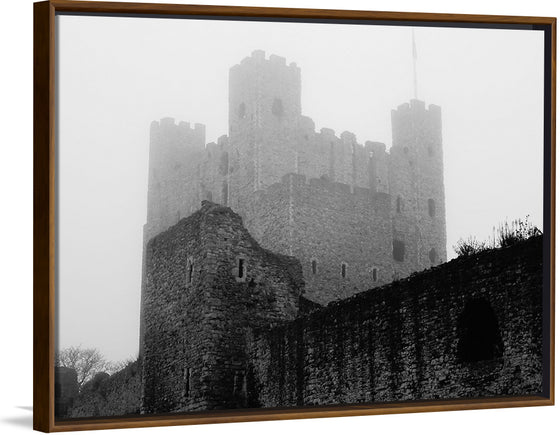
[[56, 14, 544, 362]]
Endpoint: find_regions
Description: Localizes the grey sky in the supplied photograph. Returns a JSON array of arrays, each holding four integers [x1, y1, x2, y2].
[[56, 14, 544, 362]]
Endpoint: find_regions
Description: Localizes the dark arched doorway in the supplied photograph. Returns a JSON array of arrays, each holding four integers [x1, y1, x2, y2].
[[457, 298, 503, 363]]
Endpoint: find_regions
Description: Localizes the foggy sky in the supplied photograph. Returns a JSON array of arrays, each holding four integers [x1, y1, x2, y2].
[[56, 14, 544, 363]]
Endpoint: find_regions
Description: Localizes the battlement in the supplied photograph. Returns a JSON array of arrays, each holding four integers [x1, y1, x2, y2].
[[256, 173, 391, 214], [391, 99, 443, 152], [151, 117, 206, 134], [313, 127, 387, 155], [392, 99, 442, 120], [150, 118, 206, 152], [233, 50, 300, 73]]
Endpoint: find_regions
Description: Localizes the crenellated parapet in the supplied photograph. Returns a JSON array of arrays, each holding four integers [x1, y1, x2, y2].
[[391, 99, 442, 151]]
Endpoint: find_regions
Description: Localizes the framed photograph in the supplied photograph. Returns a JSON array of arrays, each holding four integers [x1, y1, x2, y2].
[[34, 0, 556, 432]]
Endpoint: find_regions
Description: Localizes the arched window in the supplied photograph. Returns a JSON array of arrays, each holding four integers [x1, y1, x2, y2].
[[393, 239, 405, 262], [238, 102, 246, 119], [183, 367, 192, 398], [186, 259, 194, 284], [457, 299, 503, 363], [311, 259, 317, 275], [428, 199, 436, 217], [272, 98, 284, 117], [341, 262, 347, 278], [396, 196, 403, 214], [429, 248, 437, 264], [238, 258, 246, 280]]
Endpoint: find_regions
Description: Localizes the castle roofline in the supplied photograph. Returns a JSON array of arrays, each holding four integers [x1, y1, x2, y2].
[[393, 99, 441, 114], [231, 50, 300, 71]]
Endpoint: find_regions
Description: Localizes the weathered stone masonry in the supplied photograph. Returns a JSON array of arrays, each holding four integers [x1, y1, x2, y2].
[[56, 51, 542, 420], [66, 362, 141, 418], [141, 201, 304, 413], [246, 235, 543, 407], [59, 206, 543, 418], [141, 50, 447, 311], [245, 173, 392, 305]]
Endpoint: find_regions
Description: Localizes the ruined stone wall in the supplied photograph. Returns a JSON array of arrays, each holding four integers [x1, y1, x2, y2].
[[244, 173, 392, 305], [65, 362, 141, 419], [246, 236, 543, 407], [141, 202, 304, 413]]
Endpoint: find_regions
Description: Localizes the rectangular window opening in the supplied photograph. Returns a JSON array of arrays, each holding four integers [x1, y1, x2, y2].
[[187, 261, 194, 284], [238, 258, 245, 279], [393, 239, 405, 262], [184, 367, 192, 397]]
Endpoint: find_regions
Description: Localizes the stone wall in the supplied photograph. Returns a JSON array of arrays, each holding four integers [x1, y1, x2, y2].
[[64, 362, 141, 418], [246, 235, 543, 407], [141, 201, 304, 413], [245, 173, 392, 305]]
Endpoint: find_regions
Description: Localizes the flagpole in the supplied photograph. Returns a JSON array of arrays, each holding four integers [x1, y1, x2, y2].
[[412, 28, 418, 100]]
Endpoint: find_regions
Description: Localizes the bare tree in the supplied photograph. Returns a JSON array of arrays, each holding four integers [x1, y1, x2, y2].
[[55, 345, 113, 390]]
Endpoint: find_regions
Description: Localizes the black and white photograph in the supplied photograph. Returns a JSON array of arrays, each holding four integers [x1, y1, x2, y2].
[[51, 9, 549, 422]]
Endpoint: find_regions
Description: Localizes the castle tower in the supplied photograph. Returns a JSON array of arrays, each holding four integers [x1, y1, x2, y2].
[[389, 100, 447, 279], [144, 118, 206, 241], [139, 117, 205, 357], [227, 50, 302, 214]]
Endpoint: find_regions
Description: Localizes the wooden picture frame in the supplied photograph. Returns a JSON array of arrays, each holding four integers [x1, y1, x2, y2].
[[34, 1, 556, 432]]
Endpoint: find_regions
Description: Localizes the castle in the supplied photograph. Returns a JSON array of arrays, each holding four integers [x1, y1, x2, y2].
[[142, 49, 447, 307], [55, 51, 543, 419]]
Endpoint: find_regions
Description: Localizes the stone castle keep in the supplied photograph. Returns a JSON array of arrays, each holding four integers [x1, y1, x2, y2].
[[56, 52, 543, 418], [142, 49, 447, 307]]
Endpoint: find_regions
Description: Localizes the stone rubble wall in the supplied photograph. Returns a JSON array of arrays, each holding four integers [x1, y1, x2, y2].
[[246, 236, 543, 407], [245, 173, 392, 305], [66, 362, 141, 418], [141, 201, 304, 414]]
